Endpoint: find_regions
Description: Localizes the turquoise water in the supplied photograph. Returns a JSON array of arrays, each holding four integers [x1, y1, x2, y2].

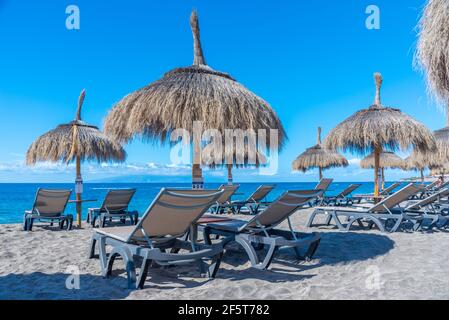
[[0, 182, 394, 224]]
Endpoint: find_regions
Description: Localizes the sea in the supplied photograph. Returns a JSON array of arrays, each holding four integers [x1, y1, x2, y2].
[[0, 182, 394, 224]]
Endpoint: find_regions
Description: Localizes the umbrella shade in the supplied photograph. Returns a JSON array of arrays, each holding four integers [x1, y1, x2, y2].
[[104, 11, 286, 187], [324, 73, 436, 197], [292, 127, 348, 180], [360, 151, 404, 169], [416, 0, 449, 104], [26, 90, 126, 226]]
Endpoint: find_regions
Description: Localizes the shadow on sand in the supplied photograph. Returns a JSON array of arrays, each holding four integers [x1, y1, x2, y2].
[[217, 231, 394, 282], [0, 232, 394, 298]]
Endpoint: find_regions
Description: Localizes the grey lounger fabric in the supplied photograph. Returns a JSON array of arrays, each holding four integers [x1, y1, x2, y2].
[[89, 188, 225, 289], [323, 184, 361, 206], [210, 184, 240, 214], [87, 189, 138, 227], [23, 189, 73, 231], [200, 190, 322, 270], [309, 183, 425, 233], [229, 185, 275, 214]]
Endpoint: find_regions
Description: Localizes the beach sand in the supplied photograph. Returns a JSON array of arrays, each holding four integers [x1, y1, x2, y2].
[[1, 208, 448, 300]]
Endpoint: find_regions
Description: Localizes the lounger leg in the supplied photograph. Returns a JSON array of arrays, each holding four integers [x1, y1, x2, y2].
[[28, 217, 34, 231], [203, 227, 212, 245], [234, 235, 260, 267], [100, 215, 107, 228], [98, 236, 109, 274], [386, 217, 403, 233], [106, 247, 136, 289], [23, 214, 29, 231], [136, 252, 151, 290], [330, 212, 348, 231], [306, 238, 320, 260], [306, 209, 320, 227], [258, 241, 277, 270], [88, 235, 98, 259], [207, 251, 223, 278], [324, 214, 332, 226]]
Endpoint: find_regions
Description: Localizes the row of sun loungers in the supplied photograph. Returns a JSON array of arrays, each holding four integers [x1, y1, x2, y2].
[[88, 188, 321, 289], [21, 179, 449, 289], [309, 183, 449, 232]]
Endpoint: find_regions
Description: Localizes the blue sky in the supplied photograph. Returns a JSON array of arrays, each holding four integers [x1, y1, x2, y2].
[[0, 0, 445, 183]]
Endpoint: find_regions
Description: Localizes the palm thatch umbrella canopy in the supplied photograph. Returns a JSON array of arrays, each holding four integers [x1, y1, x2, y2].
[[292, 127, 348, 180], [26, 90, 126, 227], [416, 0, 449, 104], [402, 155, 431, 183], [104, 11, 286, 188], [360, 151, 404, 189], [324, 73, 436, 197]]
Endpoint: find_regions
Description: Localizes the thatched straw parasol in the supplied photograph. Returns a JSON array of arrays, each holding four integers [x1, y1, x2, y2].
[[26, 90, 126, 227], [292, 127, 348, 180], [402, 154, 430, 183], [416, 0, 449, 104], [360, 151, 404, 189], [324, 73, 436, 197], [104, 10, 286, 188]]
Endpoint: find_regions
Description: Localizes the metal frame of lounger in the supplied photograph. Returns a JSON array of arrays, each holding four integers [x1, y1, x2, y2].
[[23, 189, 73, 231], [89, 188, 225, 289], [200, 190, 322, 270], [308, 183, 425, 233], [228, 185, 275, 215], [323, 184, 362, 206], [87, 189, 138, 228], [210, 184, 240, 214], [403, 188, 449, 229]]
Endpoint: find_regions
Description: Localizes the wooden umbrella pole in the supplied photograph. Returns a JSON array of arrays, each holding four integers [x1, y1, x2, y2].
[[421, 169, 424, 184], [75, 155, 82, 228], [192, 121, 203, 189], [381, 168, 385, 190], [374, 146, 381, 199], [227, 164, 233, 185], [318, 167, 323, 181]]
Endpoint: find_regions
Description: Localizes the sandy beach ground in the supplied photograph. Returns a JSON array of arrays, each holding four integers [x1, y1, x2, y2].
[[1, 208, 448, 300]]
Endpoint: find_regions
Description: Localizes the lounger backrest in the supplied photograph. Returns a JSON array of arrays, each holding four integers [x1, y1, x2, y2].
[[101, 189, 136, 213], [315, 178, 333, 193], [215, 184, 240, 204], [370, 183, 424, 213], [32, 189, 71, 217], [425, 180, 438, 191], [406, 188, 449, 210], [338, 184, 361, 197], [246, 190, 322, 229], [436, 181, 449, 191], [380, 182, 400, 195], [247, 185, 275, 202], [131, 189, 224, 239]]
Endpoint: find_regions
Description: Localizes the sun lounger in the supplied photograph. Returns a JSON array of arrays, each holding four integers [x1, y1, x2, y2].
[[228, 185, 275, 215], [323, 184, 361, 206], [200, 190, 322, 270], [403, 188, 449, 229], [23, 189, 73, 231], [87, 189, 138, 228], [352, 182, 401, 203], [210, 184, 240, 214], [89, 188, 225, 289], [308, 178, 333, 206], [308, 183, 425, 233]]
